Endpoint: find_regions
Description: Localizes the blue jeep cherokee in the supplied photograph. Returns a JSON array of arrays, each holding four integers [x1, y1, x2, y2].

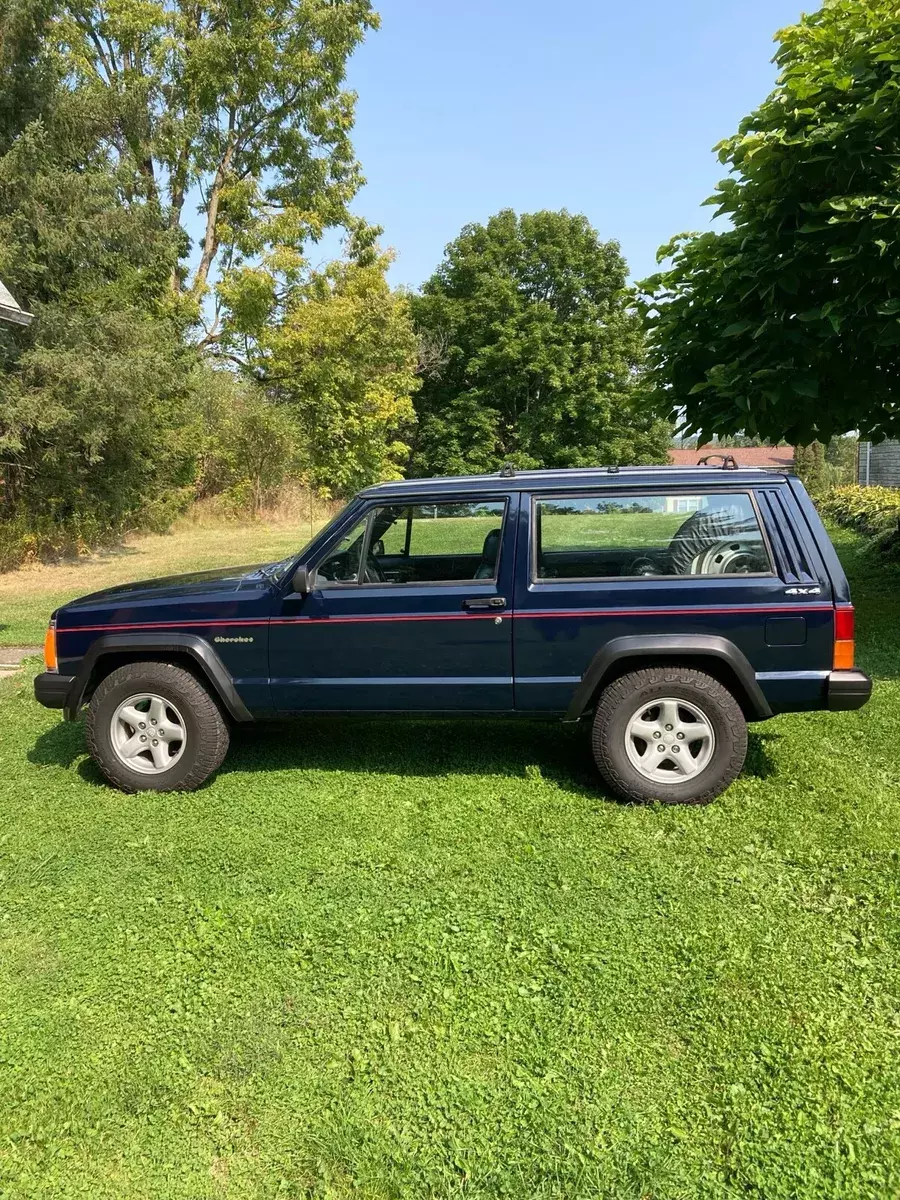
[[34, 461, 871, 804]]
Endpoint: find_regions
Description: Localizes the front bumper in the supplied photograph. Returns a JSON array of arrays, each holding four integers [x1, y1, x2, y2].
[[34, 672, 76, 712], [826, 669, 872, 711]]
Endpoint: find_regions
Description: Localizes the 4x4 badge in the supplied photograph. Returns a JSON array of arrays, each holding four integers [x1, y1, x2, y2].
[[784, 586, 821, 595]]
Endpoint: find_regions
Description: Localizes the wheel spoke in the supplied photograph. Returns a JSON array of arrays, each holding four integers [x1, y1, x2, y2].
[[680, 722, 712, 744], [149, 740, 170, 770], [638, 741, 660, 764], [117, 704, 146, 730], [148, 696, 167, 726], [660, 700, 679, 729], [630, 720, 661, 743], [118, 731, 147, 761], [675, 752, 700, 776]]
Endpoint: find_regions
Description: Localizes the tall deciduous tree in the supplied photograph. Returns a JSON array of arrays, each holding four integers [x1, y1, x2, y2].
[[640, 0, 900, 445], [55, 0, 378, 325], [0, 92, 198, 559], [224, 250, 419, 495], [410, 209, 669, 476]]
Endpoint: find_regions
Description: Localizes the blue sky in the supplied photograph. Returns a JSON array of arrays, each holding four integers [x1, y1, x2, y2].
[[338, 0, 809, 288]]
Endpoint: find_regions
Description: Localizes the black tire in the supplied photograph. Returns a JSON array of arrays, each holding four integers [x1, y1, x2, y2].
[[86, 661, 230, 793], [591, 666, 748, 805]]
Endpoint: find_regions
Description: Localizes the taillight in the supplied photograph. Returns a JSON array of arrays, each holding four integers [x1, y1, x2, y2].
[[833, 605, 855, 671], [43, 621, 57, 671]]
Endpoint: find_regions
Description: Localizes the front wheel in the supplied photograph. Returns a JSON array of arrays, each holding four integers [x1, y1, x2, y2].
[[86, 661, 230, 792], [591, 667, 748, 805]]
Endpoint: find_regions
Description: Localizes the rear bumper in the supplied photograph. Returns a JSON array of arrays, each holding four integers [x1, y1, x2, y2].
[[826, 669, 872, 711], [34, 672, 76, 711]]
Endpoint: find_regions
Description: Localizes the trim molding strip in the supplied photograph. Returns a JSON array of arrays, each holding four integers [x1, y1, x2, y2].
[[58, 602, 834, 636]]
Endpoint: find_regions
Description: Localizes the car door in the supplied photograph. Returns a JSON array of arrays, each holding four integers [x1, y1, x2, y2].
[[269, 492, 518, 712]]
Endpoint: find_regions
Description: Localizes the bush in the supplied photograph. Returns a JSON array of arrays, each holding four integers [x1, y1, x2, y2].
[[819, 485, 900, 561], [192, 369, 299, 516]]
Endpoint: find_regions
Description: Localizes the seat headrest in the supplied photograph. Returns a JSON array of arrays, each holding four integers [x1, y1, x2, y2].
[[481, 528, 502, 561]]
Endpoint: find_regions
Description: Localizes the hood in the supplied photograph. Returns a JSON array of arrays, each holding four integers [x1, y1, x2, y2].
[[64, 561, 280, 609]]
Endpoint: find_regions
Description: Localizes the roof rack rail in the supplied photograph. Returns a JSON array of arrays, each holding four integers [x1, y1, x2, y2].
[[697, 453, 739, 471], [499, 462, 516, 478]]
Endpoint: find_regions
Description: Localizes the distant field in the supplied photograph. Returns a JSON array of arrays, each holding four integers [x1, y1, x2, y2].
[[541, 510, 687, 550]]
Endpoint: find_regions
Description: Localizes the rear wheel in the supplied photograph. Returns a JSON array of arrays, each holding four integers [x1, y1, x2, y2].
[[86, 661, 230, 792], [591, 666, 747, 805]]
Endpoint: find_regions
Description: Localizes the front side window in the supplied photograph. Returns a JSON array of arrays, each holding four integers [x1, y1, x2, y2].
[[535, 492, 771, 580], [370, 500, 507, 584], [314, 515, 370, 586]]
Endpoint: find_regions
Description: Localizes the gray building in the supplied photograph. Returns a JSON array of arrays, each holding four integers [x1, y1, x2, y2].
[[858, 441, 900, 488]]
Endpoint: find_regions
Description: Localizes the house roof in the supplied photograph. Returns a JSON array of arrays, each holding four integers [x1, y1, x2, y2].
[[668, 445, 794, 470], [0, 280, 33, 326]]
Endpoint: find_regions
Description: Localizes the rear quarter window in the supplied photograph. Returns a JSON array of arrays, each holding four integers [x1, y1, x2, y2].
[[534, 492, 773, 580]]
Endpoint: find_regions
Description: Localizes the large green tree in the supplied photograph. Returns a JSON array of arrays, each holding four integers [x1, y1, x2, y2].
[[641, 0, 900, 445], [0, 90, 199, 562], [53, 0, 378, 327], [411, 209, 669, 476], [222, 249, 419, 496]]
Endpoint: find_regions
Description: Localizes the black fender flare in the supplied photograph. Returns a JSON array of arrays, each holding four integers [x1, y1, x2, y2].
[[61, 632, 253, 722], [564, 635, 772, 723]]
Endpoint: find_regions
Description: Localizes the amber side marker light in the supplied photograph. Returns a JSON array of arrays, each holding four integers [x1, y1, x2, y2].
[[833, 605, 855, 671], [43, 622, 57, 671]]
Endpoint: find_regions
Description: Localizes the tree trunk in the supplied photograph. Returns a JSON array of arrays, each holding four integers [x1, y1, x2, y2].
[[191, 117, 236, 296]]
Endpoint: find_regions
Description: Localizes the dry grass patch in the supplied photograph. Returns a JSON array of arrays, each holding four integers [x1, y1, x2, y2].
[[0, 516, 327, 646]]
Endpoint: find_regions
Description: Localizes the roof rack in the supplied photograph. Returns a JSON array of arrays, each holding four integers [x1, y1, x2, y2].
[[697, 453, 739, 471], [499, 463, 516, 478]]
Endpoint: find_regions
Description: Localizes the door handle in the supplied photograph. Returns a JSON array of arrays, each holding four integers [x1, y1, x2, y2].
[[462, 596, 506, 610]]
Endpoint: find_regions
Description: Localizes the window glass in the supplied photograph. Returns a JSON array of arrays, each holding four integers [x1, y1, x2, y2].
[[369, 501, 507, 584], [535, 493, 771, 579], [314, 515, 369, 587]]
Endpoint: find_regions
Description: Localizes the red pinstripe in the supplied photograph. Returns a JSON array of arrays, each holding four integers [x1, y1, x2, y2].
[[56, 601, 833, 636]]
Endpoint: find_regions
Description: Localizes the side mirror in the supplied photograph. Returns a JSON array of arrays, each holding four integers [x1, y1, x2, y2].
[[292, 564, 311, 595]]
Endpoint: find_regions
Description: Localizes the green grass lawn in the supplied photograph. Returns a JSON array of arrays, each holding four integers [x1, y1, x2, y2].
[[1, 527, 900, 1196]]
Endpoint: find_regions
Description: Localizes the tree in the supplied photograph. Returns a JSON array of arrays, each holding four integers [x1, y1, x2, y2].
[[223, 250, 419, 496], [410, 209, 669, 476], [0, 0, 56, 153], [192, 369, 297, 513], [54, 0, 378, 326], [795, 442, 828, 497], [640, 0, 900, 446], [0, 91, 199, 560], [824, 433, 858, 486]]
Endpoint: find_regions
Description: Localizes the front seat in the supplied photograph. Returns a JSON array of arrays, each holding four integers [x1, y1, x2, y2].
[[474, 528, 502, 579]]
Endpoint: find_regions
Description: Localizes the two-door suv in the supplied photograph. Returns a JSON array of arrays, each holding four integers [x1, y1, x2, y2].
[[35, 461, 871, 803]]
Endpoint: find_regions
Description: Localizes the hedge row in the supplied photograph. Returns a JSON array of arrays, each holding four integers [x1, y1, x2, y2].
[[819, 486, 900, 562]]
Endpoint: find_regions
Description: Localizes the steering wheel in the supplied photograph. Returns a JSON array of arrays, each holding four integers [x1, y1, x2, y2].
[[363, 551, 386, 583]]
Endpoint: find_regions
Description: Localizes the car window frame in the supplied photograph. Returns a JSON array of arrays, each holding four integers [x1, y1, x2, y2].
[[311, 495, 511, 589], [529, 487, 777, 585]]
